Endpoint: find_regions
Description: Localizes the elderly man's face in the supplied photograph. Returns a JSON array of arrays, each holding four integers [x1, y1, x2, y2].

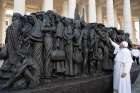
[[119, 43, 124, 48], [119, 41, 128, 48]]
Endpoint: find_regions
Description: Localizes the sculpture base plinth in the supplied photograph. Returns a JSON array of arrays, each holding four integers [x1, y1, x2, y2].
[[1, 64, 140, 93], [1, 74, 113, 93]]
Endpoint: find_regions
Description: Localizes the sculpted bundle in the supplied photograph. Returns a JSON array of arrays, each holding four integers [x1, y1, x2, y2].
[[0, 11, 132, 89]]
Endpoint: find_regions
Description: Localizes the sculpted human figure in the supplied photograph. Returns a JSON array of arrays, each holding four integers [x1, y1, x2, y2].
[[81, 27, 89, 75], [63, 18, 74, 76], [42, 12, 56, 78], [88, 26, 100, 73], [89, 24, 100, 56], [124, 33, 132, 48], [0, 13, 40, 89], [51, 15, 65, 75], [0, 13, 23, 88], [29, 13, 44, 78], [95, 47, 103, 73], [72, 20, 83, 75], [95, 26, 114, 70], [2, 14, 40, 88], [108, 28, 117, 42]]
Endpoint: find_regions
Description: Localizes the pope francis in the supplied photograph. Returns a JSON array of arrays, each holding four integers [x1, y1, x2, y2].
[[110, 40, 133, 93]]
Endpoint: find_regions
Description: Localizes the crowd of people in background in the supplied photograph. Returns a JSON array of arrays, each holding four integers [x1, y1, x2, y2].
[[131, 45, 140, 65]]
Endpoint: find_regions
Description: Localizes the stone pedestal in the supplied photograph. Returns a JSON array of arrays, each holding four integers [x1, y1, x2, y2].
[[1, 74, 113, 93], [1, 64, 140, 93]]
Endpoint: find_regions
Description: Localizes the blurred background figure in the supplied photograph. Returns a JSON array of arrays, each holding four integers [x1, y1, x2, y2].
[[131, 46, 140, 65]]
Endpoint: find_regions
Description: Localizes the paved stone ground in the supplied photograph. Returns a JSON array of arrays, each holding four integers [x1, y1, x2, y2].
[[132, 73, 140, 93]]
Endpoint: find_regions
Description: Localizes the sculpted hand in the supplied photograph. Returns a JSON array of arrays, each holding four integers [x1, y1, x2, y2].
[[121, 73, 127, 78]]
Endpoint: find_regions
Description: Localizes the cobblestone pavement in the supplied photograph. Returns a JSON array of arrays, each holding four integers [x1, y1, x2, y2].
[[132, 73, 140, 93]]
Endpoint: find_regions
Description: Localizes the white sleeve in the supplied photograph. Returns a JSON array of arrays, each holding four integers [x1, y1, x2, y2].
[[122, 62, 132, 74], [110, 39, 119, 54]]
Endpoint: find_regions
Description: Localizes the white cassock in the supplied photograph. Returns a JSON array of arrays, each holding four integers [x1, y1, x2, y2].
[[111, 40, 133, 93]]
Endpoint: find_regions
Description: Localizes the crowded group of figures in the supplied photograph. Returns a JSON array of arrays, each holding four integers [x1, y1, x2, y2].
[[0, 10, 132, 89]]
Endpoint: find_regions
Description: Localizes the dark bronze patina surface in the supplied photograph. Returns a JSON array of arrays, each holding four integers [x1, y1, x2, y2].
[[0, 9, 138, 93]]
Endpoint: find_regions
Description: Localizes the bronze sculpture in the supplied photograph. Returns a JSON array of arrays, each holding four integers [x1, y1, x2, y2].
[[0, 10, 132, 90]]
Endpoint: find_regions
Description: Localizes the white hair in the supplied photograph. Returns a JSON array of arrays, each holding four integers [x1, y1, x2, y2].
[[120, 41, 128, 48]]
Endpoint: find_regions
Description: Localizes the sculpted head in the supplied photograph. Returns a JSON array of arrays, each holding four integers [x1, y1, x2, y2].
[[12, 13, 22, 22]]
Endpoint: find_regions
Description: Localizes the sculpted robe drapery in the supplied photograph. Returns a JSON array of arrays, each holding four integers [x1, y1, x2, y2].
[[111, 40, 133, 93]]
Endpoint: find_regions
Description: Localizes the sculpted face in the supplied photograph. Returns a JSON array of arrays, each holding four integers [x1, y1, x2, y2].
[[43, 14, 51, 27], [12, 13, 22, 22], [74, 20, 81, 28], [28, 16, 35, 25]]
